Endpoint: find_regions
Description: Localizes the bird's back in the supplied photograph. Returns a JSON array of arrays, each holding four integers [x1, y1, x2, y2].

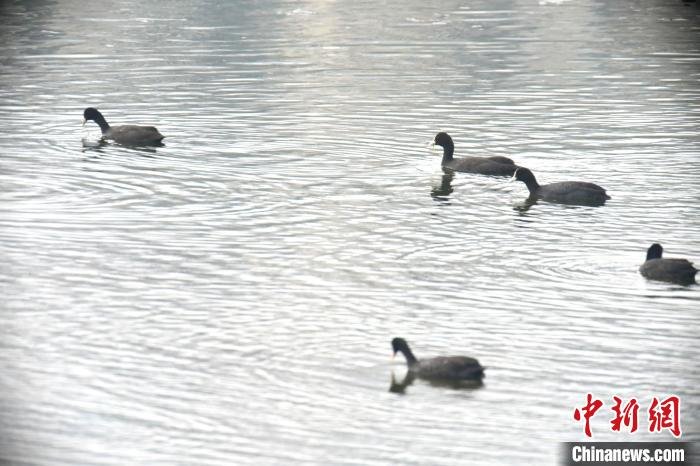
[[107, 125, 164, 145], [538, 181, 610, 205], [640, 258, 697, 285], [446, 156, 517, 176], [415, 356, 484, 381]]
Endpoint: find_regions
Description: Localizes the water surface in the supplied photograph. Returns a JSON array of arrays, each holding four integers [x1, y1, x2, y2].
[[1, 1, 699, 464]]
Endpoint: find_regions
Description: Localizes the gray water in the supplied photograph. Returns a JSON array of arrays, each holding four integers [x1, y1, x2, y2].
[[1, 1, 699, 465]]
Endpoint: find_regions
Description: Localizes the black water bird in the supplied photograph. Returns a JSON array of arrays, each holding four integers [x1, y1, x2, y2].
[[639, 243, 697, 285], [510, 167, 610, 206], [83, 107, 164, 146], [391, 337, 485, 382], [432, 132, 518, 176]]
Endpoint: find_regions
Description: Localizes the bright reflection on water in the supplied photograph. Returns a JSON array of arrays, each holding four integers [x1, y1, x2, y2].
[[0, 1, 699, 465]]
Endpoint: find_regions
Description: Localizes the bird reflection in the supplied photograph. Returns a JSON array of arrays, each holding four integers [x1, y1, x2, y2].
[[513, 195, 601, 215], [513, 196, 538, 214], [389, 371, 484, 394], [81, 137, 108, 152], [430, 170, 455, 203], [389, 371, 416, 394], [81, 138, 160, 155]]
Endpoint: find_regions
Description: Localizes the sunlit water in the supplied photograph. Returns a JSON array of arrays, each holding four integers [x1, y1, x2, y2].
[[1, 1, 699, 465]]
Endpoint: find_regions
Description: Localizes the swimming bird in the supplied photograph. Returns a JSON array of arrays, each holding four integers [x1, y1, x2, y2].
[[82, 107, 164, 146], [639, 243, 697, 285], [510, 167, 610, 206], [391, 337, 485, 381], [433, 132, 518, 176]]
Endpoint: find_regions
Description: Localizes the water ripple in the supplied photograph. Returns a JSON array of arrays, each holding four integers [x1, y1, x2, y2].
[[1, 1, 699, 465]]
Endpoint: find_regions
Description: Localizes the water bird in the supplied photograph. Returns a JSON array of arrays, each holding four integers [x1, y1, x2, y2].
[[432, 132, 518, 176], [82, 107, 164, 146], [391, 337, 485, 382], [639, 243, 697, 285], [510, 167, 610, 206]]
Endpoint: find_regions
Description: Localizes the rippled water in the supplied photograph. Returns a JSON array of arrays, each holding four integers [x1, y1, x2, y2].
[[1, 1, 699, 465]]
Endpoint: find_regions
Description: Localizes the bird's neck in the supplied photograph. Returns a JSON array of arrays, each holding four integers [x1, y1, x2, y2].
[[401, 347, 419, 367], [646, 249, 662, 261], [440, 143, 454, 164], [94, 115, 110, 134], [522, 175, 540, 194]]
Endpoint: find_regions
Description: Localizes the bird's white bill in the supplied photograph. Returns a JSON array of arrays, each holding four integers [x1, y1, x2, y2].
[[509, 168, 521, 182], [82, 119, 86, 126]]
